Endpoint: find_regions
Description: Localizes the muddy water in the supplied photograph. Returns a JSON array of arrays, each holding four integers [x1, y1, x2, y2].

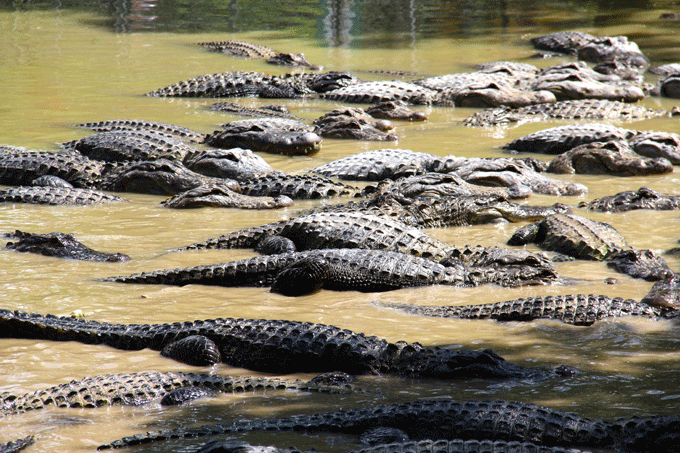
[[1, 6, 680, 453]]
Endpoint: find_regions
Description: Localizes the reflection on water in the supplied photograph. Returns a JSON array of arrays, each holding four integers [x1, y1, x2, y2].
[[1, 1, 680, 452]]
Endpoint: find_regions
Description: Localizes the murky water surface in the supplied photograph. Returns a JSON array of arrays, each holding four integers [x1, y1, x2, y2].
[[1, 2, 680, 452]]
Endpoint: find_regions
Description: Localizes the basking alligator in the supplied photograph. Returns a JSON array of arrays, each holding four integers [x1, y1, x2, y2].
[[205, 118, 322, 156], [0, 186, 126, 205], [0, 371, 355, 417], [0, 307, 573, 380], [146, 71, 358, 98], [196, 40, 321, 69], [105, 248, 558, 295], [302, 193, 572, 228], [4, 230, 130, 262], [578, 186, 680, 212], [462, 99, 675, 127], [72, 119, 207, 143], [545, 140, 674, 177], [97, 398, 679, 451], [375, 293, 679, 326]]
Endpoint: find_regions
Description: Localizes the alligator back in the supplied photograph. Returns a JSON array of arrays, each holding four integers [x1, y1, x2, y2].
[[503, 123, 633, 155], [312, 149, 445, 181], [0, 149, 104, 188], [239, 173, 361, 199], [322, 81, 438, 105], [72, 119, 207, 143], [180, 211, 455, 261], [0, 186, 125, 205]]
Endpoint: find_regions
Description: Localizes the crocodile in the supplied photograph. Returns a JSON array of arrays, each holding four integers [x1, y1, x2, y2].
[[578, 186, 680, 212], [0, 371, 356, 417], [160, 184, 294, 209], [0, 436, 33, 453], [0, 307, 573, 380], [505, 124, 680, 164], [322, 80, 438, 105], [0, 186, 126, 205], [107, 248, 558, 294], [462, 99, 675, 127], [72, 119, 207, 143], [96, 398, 679, 451], [0, 148, 105, 189], [4, 230, 130, 262], [146, 71, 358, 98], [62, 129, 204, 163], [303, 193, 572, 228], [507, 213, 630, 261], [545, 140, 674, 176], [374, 293, 679, 326], [204, 118, 322, 156], [312, 107, 398, 141], [196, 40, 321, 70]]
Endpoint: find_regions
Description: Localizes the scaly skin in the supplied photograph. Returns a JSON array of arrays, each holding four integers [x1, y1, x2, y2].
[[72, 119, 207, 143], [375, 294, 679, 326], [0, 436, 33, 453], [4, 230, 130, 262], [322, 81, 438, 105], [578, 186, 680, 212], [96, 398, 676, 451], [0, 186, 125, 205], [0, 306, 571, 380], [353, 439, 592, 453], [0, 371, 356, 417]]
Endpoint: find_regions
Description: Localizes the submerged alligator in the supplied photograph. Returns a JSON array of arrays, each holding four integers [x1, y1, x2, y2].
[[0, 308, 574, 380], [196, 40, 321, 70], [0, 186, 126, 205], [0, 371, 356, 417], [0, 437, 33, 453], [375, 293, 679, 326], [105, 248, 559, 295], [4, 230, 130, 262], [97, 398, 680, 451], [578, 186, 680, 212]]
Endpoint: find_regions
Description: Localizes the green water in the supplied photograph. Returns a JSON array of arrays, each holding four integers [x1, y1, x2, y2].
[[1, 2, 680, 452]]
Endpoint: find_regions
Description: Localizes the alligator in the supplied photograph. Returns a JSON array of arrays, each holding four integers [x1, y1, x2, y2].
[[4, 230, 130, 262], [107, 248, 558, 294], [62, 129, 204, 163], [364, 100, 428, 121], [640, 273, 680, 309], [507, 213, 630, 261], [530, 68, 645, 102], [462, 99, 675, 127], [183, 148, 284, 180], [160, 184, 294, 209], [99, 159, 241, 196], [96, 398, 679, 451], [145, 71, 358, 98], [0, 371, 356, 417], [303, 193, 572, 228], [196, 40, 321, 69], [0, 307, 574, 380], [503, 123, 680, 164], [529, 31, 649, 68], [364, 172, 530, 200], [208, 101, 304, 120], [0, 436, 33, 453], [545, 140, 674, 177], [414, 71, 527, 94], [195, 438, 592, 453], [374, 293, 679, 326], [312, 107, 398, 141], [578, 186, 680, 212], [0, 186, 126, 205], [605, 249, 675, 281], [72, 119, 207, 143], [0, 148, 105, 189], [238, 173, 362, 199], [322, 80, 439, 105], [30, 174, 75, 188], [204, 118, 322, 156], [436, 79, 556, 108]]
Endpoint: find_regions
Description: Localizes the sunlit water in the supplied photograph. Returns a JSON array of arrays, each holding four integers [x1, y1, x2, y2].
[[1, 3, 680, 452]]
